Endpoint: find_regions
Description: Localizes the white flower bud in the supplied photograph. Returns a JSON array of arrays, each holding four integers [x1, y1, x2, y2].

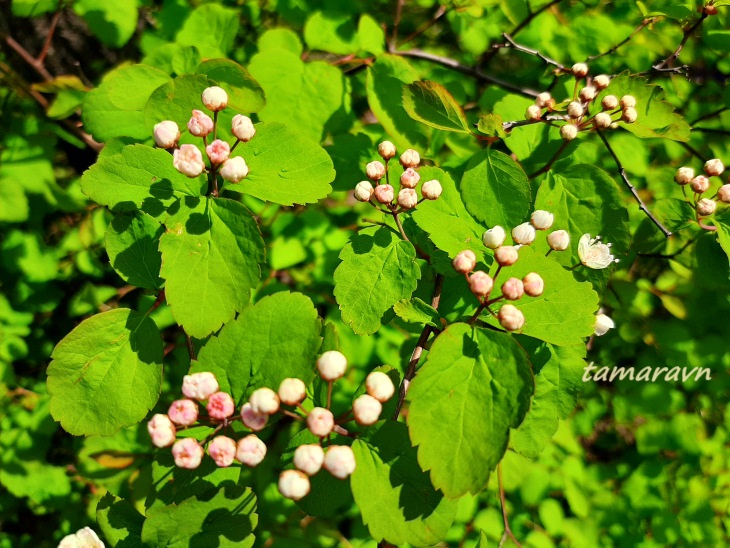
[[148, 413, 176, 448], [522, 272, 544, 297], [220, 156, 249, 183], [278, 469, 311, 500], [182, 372, 219, 400], [317, 350, 347, 381], [366, 160, 386, 181], [397, 188, 418, 209], [535, 92, 552, 109], [307, 407, 334, 438], [482, 226, 506, 249], [352, 394, 382, 426], [674, 167, 695, 185], [399, 149, 420, 168], [173, 145, 205, 178], [498, 304, 525, 331], [567, 101, 584, 119], [241, 402, 268, 431], [594, 112, 612, 129], [594, 313, 615, 336], [208, 435, 236, 467], [548, 229, 570, 251], [501, 277, 524, 301], [187, 109, 214, 137], [59, 527, 104, 548], [469, 271, 493, 297], [621, 107, 637, 123], [494, 246, 519, 266], [579, 86, 596, 102], [171, 438, 203, 469], [512, 222, 536, 245], [572, 62, 589, 78], [704, 158, 725, 177], [421, 180, 442, 200], [249, 387, 280, 415], [278, 378, 307, 406], [323, 445, 356, 479], [526, 104, 542, 121], [620, 95, 636, 109], [530, 210, 554, 230], [560, 124, 578, 141], [718, 184, 730, 203], [293, 444, 325, 476], [696, 198, 717, 217], [201, 86, 228, 111], [236, 434, 267, 467], [153, 120, 180, 148], [691, 175, 710, 194], [378, 141, 396, 160], [374, 184, 394, 204], [601, 95, 619, 111], [452, 250, 477, 273], [593, 74, 610, 90], [400, 168, 420, 189], [231, 114, 256, 142], [365, 371, 395, 402], [354, 181, 374, 202]]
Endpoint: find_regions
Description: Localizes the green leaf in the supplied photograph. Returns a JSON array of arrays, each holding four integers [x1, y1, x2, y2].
[[403, 80, 471, 134], [143, 74, 211, 132], [351, 421, 458, 545], [461, 148, 532, 228], [97, 493, 145, 548], [477, 113, 507, 138], [0, 182, 29, 223], [334, 226, 421, 335], [393, 298, 440, 327], [195, 292, 322, 403], [171, 46, 202, 76], [11, 0, 56, 16], [175, 4, 240, 58], [227, 123, 335, 206], [159, 197, 264, 338], [106, 212, 164, 290], [407, 323, 533, 497], [304, 11, 359, 54], [47, 309, 163, 436], [714, 210, 730, 266], [358, 14, 385, 55], [196, 59, 266, 114], [47, 89, 86, 120], [257, 28, 303, 55], [73, 0, 139, 48], [142, 485, 258, 547]]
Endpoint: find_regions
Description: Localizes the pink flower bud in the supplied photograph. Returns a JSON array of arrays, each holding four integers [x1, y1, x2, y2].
[[560, 124, 578, 141], [400, 168, 420, 189], [704, 4, 719, 14], [691, 175, 710, 194], [354, 181, 374, 202], [208, 435, 236, 467], [278, 378, 307, 406], [593, 74, 610, 90], [374, 184, 394, 204], [696, 198, 716, 217], [307, 407, 334, 438], [717, 184, 730, 203], [205, 139, 230, 165], [378, 141, 396, 160], [704, 158, 725, 177], [452, 250, 477, 273], [421, 180, 442, 200], [530, 210, 554, 230], [249, 387, 280, 415], [278, 469, 310, 500], [293, 444, 325, 476], [594, 112, 612, 129], [522, 272, 544, 297], [231, 114, 256, 142], [482, 226, 506, 249], [148, 413, 176, 448], [168, 399, 199, 426], [620, 95, 636, 109], [501, 277, 524, 301], [397, 188, 418, 209], [317, 351, 347, 381], [352, 394, 382, 426], [579, 86, 596, 102], [399, 149, 420, 168], [547, 230, 570, 251], [324, 445, 356, 479], [512, 222, 536, 245], [469, 271, 494, 297], [572, 62, 589, 78], [621, 107, 637, 123], [235, 434, 267, 467], [173, 145, 205, 178], [494, 246, 519, 266], [182, 372, 219, 401], [601, 95, 618, 111], [567, 101, 584, 118], [206, 391, 235, 420], [366, 161, 386, 180], [220, 156, 249, 183], [241, 402, 268, 431], [171, 438, 203, 469], [201, 86, 228, 112], [675, 167, 695, 185], [153, 120, 180, 148], [535, 92, 552, 108], [498, 304, 525, 332], [525, 104, 542, 121], [187, 109, 214, 137], [365, 371, 395, 402]]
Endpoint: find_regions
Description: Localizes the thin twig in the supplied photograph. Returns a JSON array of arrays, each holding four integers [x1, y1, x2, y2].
[[680, 141, 708, 162], [1, 33, 53, 81], [692, 127, 730, 136], [397, 5, 447, 46], [497, 33, 567, 72], [389, 0, 406, 52], [637, 237, 695, 259], [37, 0, 64, 65], [186, 335, 196, 361], [528, 140, 569, 179], [640, 13, 708, 76], [498, 464, 522, 547], [587, 18, 655, 61], [690, 107, 728, 125]]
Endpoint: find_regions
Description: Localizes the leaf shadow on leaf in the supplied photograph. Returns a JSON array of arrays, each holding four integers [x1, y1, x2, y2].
[[191, 486, 258, 545], [125, 314, 161, 364], [108, 213, 164, 289], [97, 493, 144, 547], [350, 225, 399, 254]]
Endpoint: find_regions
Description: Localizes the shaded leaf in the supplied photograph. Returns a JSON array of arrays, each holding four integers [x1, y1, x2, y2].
[[403, 80, 471, 134]]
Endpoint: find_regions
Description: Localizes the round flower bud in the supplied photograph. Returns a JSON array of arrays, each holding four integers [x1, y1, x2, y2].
[[512, 222, 536, 245], [241, 402, 268, 431], [153, 120, 180, 148], [421, 179, 442, 200], [468, 271, 494, 297], [501, 277, 524, 301], [324, 445, 357, 479], [205, 138, 230, 165], [208, 435, 236, 467], [366, 160, 386, 181], [535, 92, 552, 109], [365, 371, 395, 402], [593, 74, 610, 90], [278, 378, 307, 406], [397, 188, 418, 209], [249, 387, 280, 415], [307, 407, 335, 438], [293, 444, 325, 476], [400, 168, 420, 189], [278, 469, 311, 501], [378, 141, 397, 160], [579, 86, 597, 102], [567, 101, 584, 119], [717, 184, 730, 203], [621, 107, 637, 123], [620, 95, 636, 109], [594, 313, 615, 336], [523, 272, 544, 297], [601, 95, 619, 111], [207, 391, 235, 420], [173, 144, 205, 178], [696, 198, 717, 217], [560, 124, 578, 141], [572, 62, 589, 78], [352, 394, 382, 426], [704, 4, 719, 15], [498, 304, 525, 332], [201, 86, 228, 112], [691, 175, 710, 194], [594, 112, 612, 129], [494, 246, 519, 266], [168, 399, 199, 426], [317, 350, 347, 381], [354, 180, 374, 202], [235, 434, 267, 467], [674, 167, 695, 185], [182, 372, 219, 401], [59, 527, 104, 548], [548, 229, 570, 251], [148, 413, 176, 448], [526, 104, 542, 121], [483, 226, 506, 249], [530, 210, 554, 230], [220, 156, 249, 183], [231, 114, 256, 142], [187, 109, 214, 137], [171, 438, 203, 469], [704, 158, 725, 177], [374, 184, 394, 204], [399, 149, 420, 168], [452, 250, 477, 273]]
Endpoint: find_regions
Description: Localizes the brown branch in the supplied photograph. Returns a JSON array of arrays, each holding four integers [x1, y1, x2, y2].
[[640, 13, 708, 76], [587, 18, 655, 61], [690, 107, 727, 125], [498, 464, 522, 548], [389, 0, 406, 52], [637, 237, 695, 259], [397, 5, 447, 46], [1, 33, 53, 81], [528, 140, 569, 179], [186, 334, 196, 361], [37, 0, 64, 65], [496, 33, 567, 72]]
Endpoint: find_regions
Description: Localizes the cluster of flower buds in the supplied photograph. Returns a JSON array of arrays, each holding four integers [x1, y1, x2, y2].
[[153, 86, 256, 185], [353, 142, 442, 212], [674, 158, 727, 220]]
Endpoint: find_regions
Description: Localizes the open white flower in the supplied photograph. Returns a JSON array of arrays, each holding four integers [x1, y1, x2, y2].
[[594, 313, 615, 336], [578, 234, 618, 269]]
